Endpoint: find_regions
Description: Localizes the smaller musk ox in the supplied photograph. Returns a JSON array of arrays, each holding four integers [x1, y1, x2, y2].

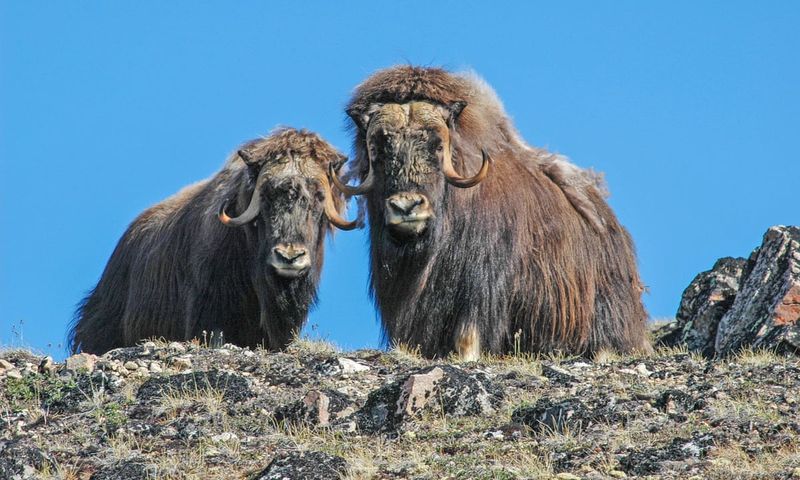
[[70, 128, 355, 354], [334, 66, 651, 359]]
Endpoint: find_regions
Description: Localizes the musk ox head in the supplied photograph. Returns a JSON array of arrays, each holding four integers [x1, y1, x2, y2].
[[332, 101, 489, 242], [219, 128, 355, 279]]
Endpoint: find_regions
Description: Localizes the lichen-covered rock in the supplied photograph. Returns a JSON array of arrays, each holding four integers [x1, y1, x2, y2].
[[0, 439, 53, 480], [715, 225, 800, 355], [90, 459, 156, 480], [355, 365, 502, 433], [659, 257, 747, 356], [512, 398, 594, 434], [618, 432, 715, 476], [660, 225, 800, 356], [253, 450, 347, 480], [274, 389, 354, 427], [65, 352, 98, 373], [136, 370, 253, 404]]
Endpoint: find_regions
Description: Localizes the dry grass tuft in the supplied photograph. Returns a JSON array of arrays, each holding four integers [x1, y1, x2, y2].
[[734, 346, 785, 366], [159, 383, 227, 420], [705, 443, 800, 479], [387, 342, 426, 364], [592, 348, 623, 364], [287, 337, 340, 356]]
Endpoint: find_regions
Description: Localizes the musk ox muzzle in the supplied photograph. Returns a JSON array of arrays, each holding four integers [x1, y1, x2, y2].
[[269, 243, 311, 278], [384, 192, 433, 239]]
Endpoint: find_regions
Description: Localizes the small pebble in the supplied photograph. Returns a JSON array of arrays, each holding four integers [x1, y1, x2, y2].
[[171, 356, 192, 371]]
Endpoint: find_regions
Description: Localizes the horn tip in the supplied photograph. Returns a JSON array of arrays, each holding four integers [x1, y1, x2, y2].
[[218, 205, 232, 225]]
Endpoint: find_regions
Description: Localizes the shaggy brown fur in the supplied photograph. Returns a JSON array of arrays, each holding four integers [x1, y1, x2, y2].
[[346, 66, 651, 357], [69, 128, 348, 354]]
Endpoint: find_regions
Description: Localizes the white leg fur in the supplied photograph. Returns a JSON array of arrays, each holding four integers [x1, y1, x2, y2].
[[455, 324, 481, 362]]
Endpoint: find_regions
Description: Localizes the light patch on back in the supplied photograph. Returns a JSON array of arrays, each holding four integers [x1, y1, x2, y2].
[[541, 155, 608, 233]]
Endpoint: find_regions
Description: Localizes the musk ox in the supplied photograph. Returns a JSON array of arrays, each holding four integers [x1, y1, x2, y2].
[[70, 128, 355, 354], [334, 66, 651, 359]]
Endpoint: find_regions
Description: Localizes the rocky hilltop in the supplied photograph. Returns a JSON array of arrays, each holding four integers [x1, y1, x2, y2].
[[2, 339, 799, 480]]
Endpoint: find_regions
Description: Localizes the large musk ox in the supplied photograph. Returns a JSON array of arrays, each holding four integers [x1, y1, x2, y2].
[[70, 128, 355, 354], [334, 66, 651, 359]]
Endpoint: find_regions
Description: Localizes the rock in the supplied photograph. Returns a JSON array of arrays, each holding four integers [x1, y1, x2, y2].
[[211, 432, 238, 444], [253, 450, 347, 480], [654, 389, 705, 416], [660, 226, 800, 356], [45, 371, 119, 414], [0, 359, 15, 372], [715, 226, 800, 355], [38, 357, 56, 375], [337, 357, 370, 373], [90, 459, 156, 480], [0, 439, 53, 480], [356, 365, 502, 433], [484, 423, 524, 441], [618, 433, 714, 476], [396, 366, 446, 417], [555, 473, 581, 480], [274, 389, 354, 427], [658, 257, 746, 356], [171, 356, 192, 371], [634, 363, 653, 377], [512, 398, 593, 434], [123, 361, 139, 371], [64, 353, 98, 373], [541, 364, 579, 385], [136, 370, 253, 404], [5, 369, 22, 380]]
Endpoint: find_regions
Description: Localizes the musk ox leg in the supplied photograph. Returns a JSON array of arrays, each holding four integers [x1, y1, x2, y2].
[[455, 323, 481, 361]]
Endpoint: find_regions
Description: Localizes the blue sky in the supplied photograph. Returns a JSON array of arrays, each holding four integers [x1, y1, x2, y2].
[[1, 2, 798, 358]]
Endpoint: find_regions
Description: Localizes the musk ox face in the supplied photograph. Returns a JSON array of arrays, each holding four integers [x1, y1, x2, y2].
[[334, 101, 490, 243], [255, 162, 325, 279], [370, 102, 445, 240], [220, 134, 355, 279]]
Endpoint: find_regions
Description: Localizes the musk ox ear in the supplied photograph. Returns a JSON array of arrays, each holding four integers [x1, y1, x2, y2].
[[347, 103, 383, 132], [238, 149, 258, 167], [346, 107, 368, 131], [445, 101, 468, 129], [331, 153, 347, 173]]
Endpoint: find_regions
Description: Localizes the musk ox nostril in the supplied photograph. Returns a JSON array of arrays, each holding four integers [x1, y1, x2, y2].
[[273, 245, 308, 264], [384, 193, 432, 239], [388, 195, 426, 215]]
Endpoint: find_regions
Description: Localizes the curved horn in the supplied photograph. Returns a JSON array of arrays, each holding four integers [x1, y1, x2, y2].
[[219, 172, 267, 227], [320, 175, 358, 231], [329, 137, 376, 196], [442, 148, 491, 188]]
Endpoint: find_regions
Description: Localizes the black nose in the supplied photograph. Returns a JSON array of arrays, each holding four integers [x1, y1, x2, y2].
[[388, 194, 426, 215], [273, 244, 308, 263]]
